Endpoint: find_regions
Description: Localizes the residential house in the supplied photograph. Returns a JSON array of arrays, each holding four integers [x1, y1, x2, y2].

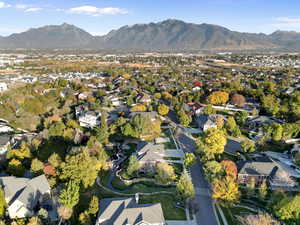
[[95, 196, 165, 225], [196, 114, 219, 132], [75, 104, 101, 128], [0, 175, 55, 219], [237, 156, 296, 189], [136, 141, 165, 171], [0, 82, 8, 92], [136, 93, 151, 105], [0, 134, 11, 163]]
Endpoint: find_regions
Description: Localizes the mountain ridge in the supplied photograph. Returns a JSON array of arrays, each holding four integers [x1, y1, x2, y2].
[[0, 19, 299, 51]]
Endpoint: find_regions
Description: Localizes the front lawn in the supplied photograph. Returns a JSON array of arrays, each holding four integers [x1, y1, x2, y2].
[[140, 194, 186, 220]]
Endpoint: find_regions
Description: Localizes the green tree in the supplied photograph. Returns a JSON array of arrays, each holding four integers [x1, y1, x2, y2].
[[79, 211, 91, 225], [202, 104, 216, 115], [177, 109, 191, 127], [48, 153, 62, 168], [121, 123, 137, 137], [234, 111, 249, 126], [184, 153, 196, 168], [176, 173, 195, 199], [274, 195, 300, 221], [96, 111, 109, 144], [157, 104, 169, 116], [0, 188, 6, 217], [31, 158, 44, 174], [261, 95, 280, 116], [88, 196, 99, 215], [48, 121, 66, 137], [225, 117, 241, 137], [204, 160, 222, 182], [241, 139, 255, 153], [246, 177, 256, 197], [8, 159, 25, 177], [198, 128, 227, 160], [60, 148, 103, 188], [59, 180, 80, 209], [272, 123, 283, 141], [155, 162, 176, 185], [258, 180, 268, 200], [127, 155, 140, 177]]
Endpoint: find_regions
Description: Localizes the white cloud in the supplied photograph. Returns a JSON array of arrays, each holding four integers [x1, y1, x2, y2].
[[24, 7, 42, 12], [15, 4, 28, 9], [274, 17, 300, 28], [0, 2, 11, 8], [69, 5, 128, 16]]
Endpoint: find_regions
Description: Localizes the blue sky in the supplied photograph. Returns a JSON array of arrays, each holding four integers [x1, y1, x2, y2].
[[0, 0, 300, 36]]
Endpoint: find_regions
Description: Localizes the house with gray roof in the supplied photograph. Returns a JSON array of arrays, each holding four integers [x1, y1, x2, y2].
[[196, 114, 219, 131], [237, 157, 296, 189], [136, 141, 165, 169], [0, 175, 54, 219], [95, 197, 165, 225]]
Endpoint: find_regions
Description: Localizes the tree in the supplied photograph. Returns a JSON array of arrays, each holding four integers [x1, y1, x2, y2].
[[59, 180, 80, 209], [96, 111, 109, 144], [88, 196, 99, 215], [176, 173, 195, 199], [238, 213, 280, 225], [127, 155, 140, 177], [204, 161, 222, 182], [261, 95, 280, 116], [272, 123, 283, 141], [154, 93, 161, 99], [155, 162, 176, 185], [225, 117, 241, 137], [31, 158, 44, 174], [48, 121, 66, 137], [220, 160, 238, 178], [130, 104, 147, 112], [6, 142, 31, 160], [246, 177, 256, 196], [0, 188, 6, 217], [235, 111, 249, 126], [241, 139, 255, 153], [157, 104, 169, 116], [79, 211, 91, 225], [212, 175, 240, 205], [207, 91, 229, 105], [27, 217, 43, 225], [48, 153, 62, 168], [198, 128, 227, 159], [274, 195, 300, 221], [184, 153, 196, 168], [202, 105, 216, 115], [121, 123, 137, 137], [60, 148, 103, 188], [258, 180, 268, 200], [8, 159, 25, 177], [231, 94, 246, 107], [177, 109, 191, 127], [58, 205, 73, 221]]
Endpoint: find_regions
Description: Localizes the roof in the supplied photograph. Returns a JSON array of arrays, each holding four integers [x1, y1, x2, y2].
[[0, 134, 10, 146], [97, 197, 165, 225], [247, 116, 284, 125], [196, 114, 219, 130], [136, 141, 165, 162], [0, 175, 50, 209]]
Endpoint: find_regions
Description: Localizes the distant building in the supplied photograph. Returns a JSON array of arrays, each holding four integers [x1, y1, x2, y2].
[[196, 114, 219, 131], [0, 83, 8, 92], [95, 197, 165, 225]]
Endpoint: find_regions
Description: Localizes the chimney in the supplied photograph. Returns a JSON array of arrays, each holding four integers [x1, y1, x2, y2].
[[135, 193, 139, 204]]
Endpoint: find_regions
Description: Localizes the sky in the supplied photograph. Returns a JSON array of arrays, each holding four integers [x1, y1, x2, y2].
[[0, 0, 300, 36]]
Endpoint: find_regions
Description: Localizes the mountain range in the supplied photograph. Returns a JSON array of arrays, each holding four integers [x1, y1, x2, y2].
[[1, 19, 300, 51]]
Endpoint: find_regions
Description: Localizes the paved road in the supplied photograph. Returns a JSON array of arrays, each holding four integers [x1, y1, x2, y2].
[[175, 129, 219, 225]]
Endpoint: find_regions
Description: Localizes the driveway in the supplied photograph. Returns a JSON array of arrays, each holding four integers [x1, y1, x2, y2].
[[175, 129, 219, 225]]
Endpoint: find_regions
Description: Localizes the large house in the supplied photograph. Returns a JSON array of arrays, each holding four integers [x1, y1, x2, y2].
[[136, 141, 165, 170], [0, 175, 54, 219], [196, 114, 219, 131], [95, 196, 166, 225], [75, 104, 101, 128], [237, 157, 296, 189]]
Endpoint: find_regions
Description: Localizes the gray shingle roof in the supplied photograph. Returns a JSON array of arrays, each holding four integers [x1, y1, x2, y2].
[[136, 141, 165, 163], [96, 197, 165, 225]]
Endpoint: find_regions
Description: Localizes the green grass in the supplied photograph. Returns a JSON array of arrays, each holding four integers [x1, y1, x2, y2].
[[164, 157, 181, 160], [216, 206, 225, 225], [140, 194, 186, 220], [171, 163, 184, 176], [221, 206, 235, 225]]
